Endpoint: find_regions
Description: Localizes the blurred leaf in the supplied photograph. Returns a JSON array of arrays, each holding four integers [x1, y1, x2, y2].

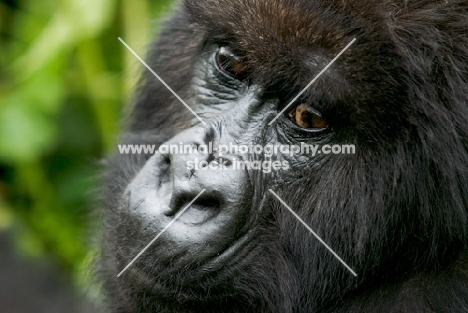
[[0, 68, 65, 163], [0, 199, 13, 230], [0, 98, 57, 163], [10, 0, 114, 82]]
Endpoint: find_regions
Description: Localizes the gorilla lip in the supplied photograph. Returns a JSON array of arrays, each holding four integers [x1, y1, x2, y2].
[[191, 229, 255, 279]]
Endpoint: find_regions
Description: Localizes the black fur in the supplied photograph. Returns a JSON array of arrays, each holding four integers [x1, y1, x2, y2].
[[99, 1, 468, 312]]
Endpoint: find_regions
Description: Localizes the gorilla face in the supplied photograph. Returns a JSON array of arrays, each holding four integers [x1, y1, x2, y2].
[[100, 1, 468, 312]]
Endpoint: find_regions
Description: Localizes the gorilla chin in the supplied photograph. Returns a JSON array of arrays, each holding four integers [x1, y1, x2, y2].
[[99, 0, 468, 312]]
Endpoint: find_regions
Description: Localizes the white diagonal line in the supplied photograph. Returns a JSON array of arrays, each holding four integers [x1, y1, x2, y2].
[[268, 38, 356, 126], [268, 189, 357, 276], [117, 189, 207, 277], [118, 37, 207, 126]]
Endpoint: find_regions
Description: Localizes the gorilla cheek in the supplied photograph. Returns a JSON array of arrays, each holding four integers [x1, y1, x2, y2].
[[122, 135, 252, 263]]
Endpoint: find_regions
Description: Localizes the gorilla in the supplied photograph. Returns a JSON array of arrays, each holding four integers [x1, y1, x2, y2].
[[99, 0, 468, 312]]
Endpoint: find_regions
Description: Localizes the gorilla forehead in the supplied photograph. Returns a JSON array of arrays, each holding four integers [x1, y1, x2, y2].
[[186, 0, 351, 38], [184, 0, 392, 52], [185, 0, 362, 78]]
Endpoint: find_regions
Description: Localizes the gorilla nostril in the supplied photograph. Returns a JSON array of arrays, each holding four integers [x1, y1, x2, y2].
[[206, 153, 216, 164], [217, 157, 232, 167], [162, 206, 174, 217], [207, 157, 232, 168], [224, 157, 233, 167], [163, 154, 171, 164]]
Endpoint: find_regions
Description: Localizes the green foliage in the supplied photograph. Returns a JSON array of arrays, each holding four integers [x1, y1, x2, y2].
[[0, 0, 175, 284]]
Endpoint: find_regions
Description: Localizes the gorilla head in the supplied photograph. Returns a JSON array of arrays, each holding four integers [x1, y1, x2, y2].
[[100, 0, 468, 312]]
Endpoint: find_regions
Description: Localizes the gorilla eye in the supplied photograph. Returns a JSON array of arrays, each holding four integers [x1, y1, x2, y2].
[[216, 46, 248, 80], [288, 103, 328, 130]]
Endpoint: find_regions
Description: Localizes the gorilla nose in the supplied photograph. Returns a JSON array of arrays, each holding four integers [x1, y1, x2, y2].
[[156, 126, 250, 221], [164, 151, 248, 222], [123, 125, 253, 233]]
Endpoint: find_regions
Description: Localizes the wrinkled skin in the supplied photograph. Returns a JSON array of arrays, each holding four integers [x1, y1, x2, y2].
[[99, 0, 468, 312]]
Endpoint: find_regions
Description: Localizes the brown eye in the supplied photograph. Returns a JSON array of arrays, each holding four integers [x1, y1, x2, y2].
[[216, 46, 248, 80], [288, 103, 328, 130]]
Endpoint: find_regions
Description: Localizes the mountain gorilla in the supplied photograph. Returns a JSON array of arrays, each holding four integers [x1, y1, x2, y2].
[[99, 0, 468, 312]]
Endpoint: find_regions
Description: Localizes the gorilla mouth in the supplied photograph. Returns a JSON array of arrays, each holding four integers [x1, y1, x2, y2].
[[168, 195, 223, 226], [190, 197, 222, 209]]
